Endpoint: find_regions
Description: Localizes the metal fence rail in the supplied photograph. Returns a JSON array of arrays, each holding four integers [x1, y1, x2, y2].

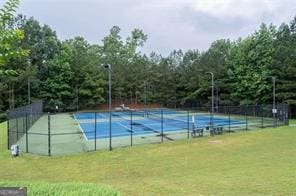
[[7, 103, 289, 156]]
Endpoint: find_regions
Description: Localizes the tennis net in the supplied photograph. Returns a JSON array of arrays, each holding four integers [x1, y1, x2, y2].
[[147, 111, 191, 130]]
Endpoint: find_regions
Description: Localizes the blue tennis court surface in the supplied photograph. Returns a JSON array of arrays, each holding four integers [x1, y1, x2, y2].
[[74, 109, 244, 140]]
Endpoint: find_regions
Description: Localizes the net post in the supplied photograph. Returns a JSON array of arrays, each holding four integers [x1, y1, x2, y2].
[[94, 112, 97, 151], [48, 112, 51, 156], [187, 110, 190, 139], [161, 110, 163, 142], [25, 113, 28, 153], [7, 111, 10, 150], [130, 111, 133, 147]]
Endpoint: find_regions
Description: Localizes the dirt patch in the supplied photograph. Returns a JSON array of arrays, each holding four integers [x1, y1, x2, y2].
[[209, 140, 224, 144]]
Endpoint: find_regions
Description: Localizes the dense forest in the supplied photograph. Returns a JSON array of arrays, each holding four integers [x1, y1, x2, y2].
[[1, 0, 296, 121]]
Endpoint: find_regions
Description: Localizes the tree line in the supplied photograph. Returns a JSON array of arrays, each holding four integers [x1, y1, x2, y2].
[[1, 0, 296, 120]]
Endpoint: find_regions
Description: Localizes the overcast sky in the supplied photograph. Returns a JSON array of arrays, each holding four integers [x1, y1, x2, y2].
[[4, 0, 296, 55]]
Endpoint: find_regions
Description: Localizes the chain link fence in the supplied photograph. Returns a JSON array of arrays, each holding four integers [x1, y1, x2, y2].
[[7, 103, 289, 156]]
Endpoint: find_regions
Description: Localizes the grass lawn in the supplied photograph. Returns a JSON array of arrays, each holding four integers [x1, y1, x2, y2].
[[0, 181, 117, 196], [1, 121, 296, 195]]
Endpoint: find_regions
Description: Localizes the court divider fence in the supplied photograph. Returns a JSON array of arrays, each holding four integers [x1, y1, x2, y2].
[[7, 103, 289, 156]]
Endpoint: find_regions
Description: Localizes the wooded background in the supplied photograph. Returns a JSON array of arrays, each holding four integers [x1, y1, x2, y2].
[[1, 0, 296, 121]]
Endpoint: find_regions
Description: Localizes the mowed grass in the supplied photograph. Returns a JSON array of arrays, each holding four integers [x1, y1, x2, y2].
[[1, 121, 296, 195], [0, 122, 118, 195], [0, 181, 118, 196]]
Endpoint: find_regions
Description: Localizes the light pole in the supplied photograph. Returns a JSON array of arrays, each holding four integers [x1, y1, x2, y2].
[[102, 64, 112, 151], [27, 76, 34, 126], [76, 85, 79, 112], [206, 72, 214, 136], [144, 81, 147, 107], [28, 77, 31, 105], [216, 86, 219, 112], [271, 76, 276, 127]]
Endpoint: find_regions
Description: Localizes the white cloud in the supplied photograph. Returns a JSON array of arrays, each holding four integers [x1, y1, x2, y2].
[[191, 0, 275, 20]]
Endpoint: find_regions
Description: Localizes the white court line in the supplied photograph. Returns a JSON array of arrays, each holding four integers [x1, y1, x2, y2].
[[116, 122, 132, 132], [73, 114, 89, 141]]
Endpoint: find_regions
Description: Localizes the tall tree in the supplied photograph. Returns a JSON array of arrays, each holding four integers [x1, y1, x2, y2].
[[272, 18, 296, 115], [228, 24, 276, 105], [40, 43, 74, 110]]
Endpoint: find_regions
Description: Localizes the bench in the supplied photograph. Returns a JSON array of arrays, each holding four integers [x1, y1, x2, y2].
[[191, 128, 204, 137], [213, 127, 223, 135]]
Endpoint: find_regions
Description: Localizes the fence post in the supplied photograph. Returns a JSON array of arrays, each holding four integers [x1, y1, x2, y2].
[[261, 107, 264, 128], [275, 106, 278, 127], [30, 113, 33, 129], [187, 111, 190, 139], [23, 116, 25, 139], [228, 109, 231, 133], [210, 106, 214, 136], [16, 117, 18, 141], [109, 110, 112, 151], [161, 110, 163, 142], [286, 104, 289, 125], [48, 112, 51, 156], [25, 113, 28, 153], [245, 109, 248, 131], [7, 112, 10, 150], [130, 111, 133, 147], [94, 112, 97, 151]]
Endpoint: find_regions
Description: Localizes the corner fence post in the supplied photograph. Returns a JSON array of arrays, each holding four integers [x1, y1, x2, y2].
[[16, 117, 18, 141], [130, 111, 133, 147], [286, 104, 289, 125], [7, 112, 10, 150], [161, 110, 163, 142], [25, 113, 28, 153], [94, 112, 97, 151], [48, 112, 51, 156]]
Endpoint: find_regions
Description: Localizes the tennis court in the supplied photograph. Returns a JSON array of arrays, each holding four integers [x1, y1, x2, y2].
[[8, 104, 289, 156], [74, 109, 244, 140]]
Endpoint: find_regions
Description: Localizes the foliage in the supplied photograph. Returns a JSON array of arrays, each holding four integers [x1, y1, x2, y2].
[[40, 44, 74, 110], [229, 24, 276, 105], [272, 18, 296, 107], [0, 0, 28, 76]]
